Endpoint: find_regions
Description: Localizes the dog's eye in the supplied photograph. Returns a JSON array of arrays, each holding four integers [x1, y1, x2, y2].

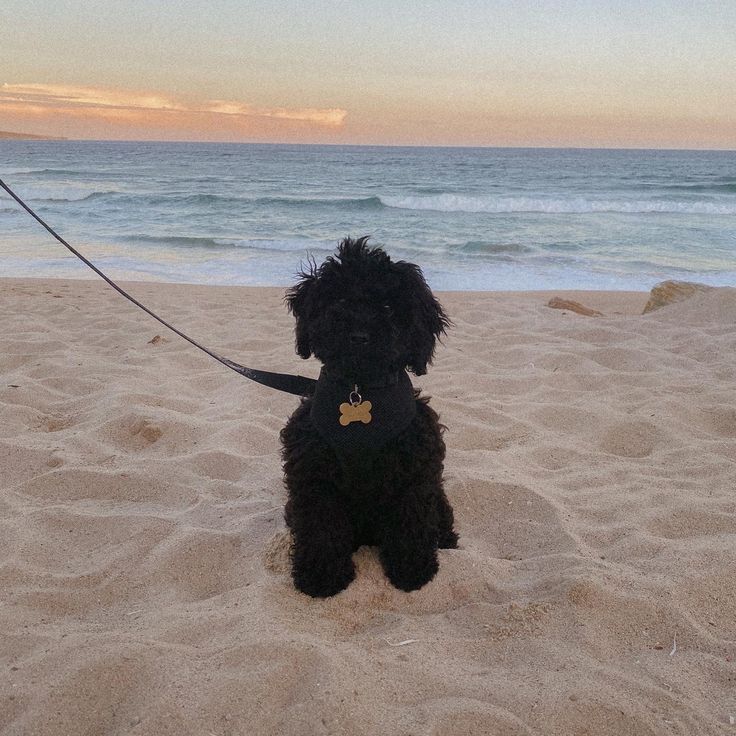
[[383, 304, 394, 316]]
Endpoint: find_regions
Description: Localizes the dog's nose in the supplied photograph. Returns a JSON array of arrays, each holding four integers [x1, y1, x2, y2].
[[350, 331, 370, 346]]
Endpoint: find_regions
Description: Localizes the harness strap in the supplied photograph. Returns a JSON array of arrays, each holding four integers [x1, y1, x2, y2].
[[0, 178, 317, 397]]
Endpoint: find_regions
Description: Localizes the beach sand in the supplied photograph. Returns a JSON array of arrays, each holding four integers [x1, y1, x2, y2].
[[1, 277, 735, 735]]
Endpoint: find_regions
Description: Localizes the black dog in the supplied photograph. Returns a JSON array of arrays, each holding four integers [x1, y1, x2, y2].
[[280, 237, 458, 598]]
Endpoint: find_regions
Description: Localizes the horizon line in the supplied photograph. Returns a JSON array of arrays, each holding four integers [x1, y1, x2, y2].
[[1, 133, 734, 154]]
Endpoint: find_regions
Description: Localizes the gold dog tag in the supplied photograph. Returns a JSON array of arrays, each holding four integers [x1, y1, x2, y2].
[[339, 400, 372, 426], [339, 386, 372, 426]]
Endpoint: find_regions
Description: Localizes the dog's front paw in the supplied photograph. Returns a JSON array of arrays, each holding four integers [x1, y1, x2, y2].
[[380, 549, 439, 593], [292, 556, 356, 598]]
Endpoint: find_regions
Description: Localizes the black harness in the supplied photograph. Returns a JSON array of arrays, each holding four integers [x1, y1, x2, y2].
[[310, 367, 417, 453]]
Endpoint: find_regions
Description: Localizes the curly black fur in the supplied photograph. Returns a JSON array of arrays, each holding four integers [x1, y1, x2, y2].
[[280, 237, 458, 598]]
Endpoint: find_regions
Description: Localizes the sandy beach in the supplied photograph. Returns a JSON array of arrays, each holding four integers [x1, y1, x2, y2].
[[1, 276, 735, 735]]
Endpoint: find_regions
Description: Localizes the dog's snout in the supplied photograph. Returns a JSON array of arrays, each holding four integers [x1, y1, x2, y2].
[[350, 330, 370, 346]]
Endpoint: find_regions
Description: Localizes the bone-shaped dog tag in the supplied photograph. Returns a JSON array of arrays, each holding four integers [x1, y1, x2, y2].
[[339, 400, 372, 426]]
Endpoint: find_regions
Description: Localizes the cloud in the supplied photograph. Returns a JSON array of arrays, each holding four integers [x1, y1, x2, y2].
[[0, 82, 347, 137], [1, 83, 180, 112], [201, 99, 347, 126]]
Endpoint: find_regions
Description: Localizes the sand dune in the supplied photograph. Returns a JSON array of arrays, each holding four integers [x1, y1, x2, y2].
[[1, 278, 734, 735]]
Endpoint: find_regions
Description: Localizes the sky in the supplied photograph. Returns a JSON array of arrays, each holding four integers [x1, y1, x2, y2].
[[1, 0, 735, 148]]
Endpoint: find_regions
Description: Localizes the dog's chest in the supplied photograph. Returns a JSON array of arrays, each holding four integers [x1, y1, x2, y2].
[[309, 369, 417, 454]]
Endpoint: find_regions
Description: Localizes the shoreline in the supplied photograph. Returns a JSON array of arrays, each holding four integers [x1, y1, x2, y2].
[[0, 276, 651, 316]]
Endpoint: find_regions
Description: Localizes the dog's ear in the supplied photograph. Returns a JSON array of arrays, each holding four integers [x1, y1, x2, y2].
[[284, 268, 317, 359], [394, 261, 450, 376]]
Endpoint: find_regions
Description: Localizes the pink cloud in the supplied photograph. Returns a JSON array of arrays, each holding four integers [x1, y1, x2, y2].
[[0, 82, 347, 140]]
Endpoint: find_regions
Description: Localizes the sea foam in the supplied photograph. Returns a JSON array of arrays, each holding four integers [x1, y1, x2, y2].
[[380, 194, 736, 215]]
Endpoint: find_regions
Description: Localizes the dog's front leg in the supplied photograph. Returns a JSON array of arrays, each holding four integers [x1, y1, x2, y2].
[[285, 486, 355, 598], [377, 486, 440, 593]]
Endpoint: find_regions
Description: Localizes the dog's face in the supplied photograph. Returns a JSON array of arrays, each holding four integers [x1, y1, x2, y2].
[[285, 237, 449, 377]]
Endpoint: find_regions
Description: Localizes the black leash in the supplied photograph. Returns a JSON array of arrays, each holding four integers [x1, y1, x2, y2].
[[0, 178, 317, 397]]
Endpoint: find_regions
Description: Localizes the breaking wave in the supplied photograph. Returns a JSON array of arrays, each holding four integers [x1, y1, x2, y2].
[[380, 194, 736, 215], [120, 234, 329, 252], [28, 191, 385, 210], [29, 190, 734, 216]]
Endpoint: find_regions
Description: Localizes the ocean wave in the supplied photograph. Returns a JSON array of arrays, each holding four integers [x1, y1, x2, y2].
[[254, 195, 383, 210], [22, 187, 736, 213], [30, 191, 245, 207], [120, 234, 329, 253], [28, 191, 386, 210], [121, 234, 235, 249], [32, 190, 120, 203], [14, 168, 84, 175], [12, 168, 114, 178], [153, 193, 244, 206], [662, 182, 736, 194], [168, 193, 382, 209], [380, 194, 736, 215], [457, 241, 535, 256]]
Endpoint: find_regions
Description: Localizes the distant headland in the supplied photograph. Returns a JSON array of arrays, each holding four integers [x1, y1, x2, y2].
[[0, 130, 67, 140]]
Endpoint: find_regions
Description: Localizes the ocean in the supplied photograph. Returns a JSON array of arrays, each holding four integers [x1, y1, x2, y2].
[[1, 141, 735, 291]]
